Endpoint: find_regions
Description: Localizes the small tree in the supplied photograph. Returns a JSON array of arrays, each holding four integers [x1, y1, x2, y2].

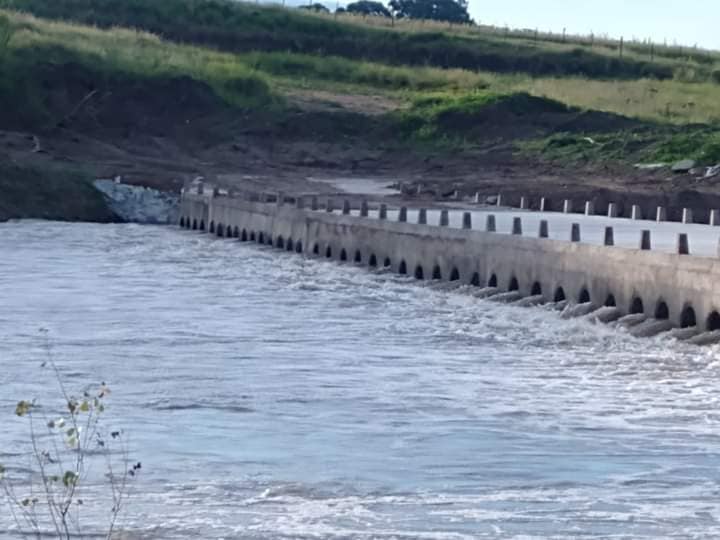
[[0, 333, 138, 539], [389, 0, 471, 23], [346, 0, 392, 17], [299, 3, 330, 12]]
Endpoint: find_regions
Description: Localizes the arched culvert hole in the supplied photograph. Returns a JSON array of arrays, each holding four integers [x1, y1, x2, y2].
[[369, 254, 378, 267], [313, 243, 319, 255], [199, 220, 205, 231], [286, 238, 294, 251], [630, 297, 644, 315], [508, 277, 519, 292], [179, 217, 185, 227], [531, 282, 542, 296], [217, 224, 224, 237], [554, 287, 566, 302], [340, 249, 348, 262], [227, 225, 233, 237], [707, 311, 720, 331], [470, 272, 480, 287], [399, 260, 407, 275], [450, 268, 460, 282], [276, 236, 284, 249], [258, 232, 265, 244], [605, 294, 617, 307], [488, 274, 498, 288], [432, 265, 442, 280], [655, 301, 670, 320], [209, 221, 215, 233], [192, 219, 198, 230], [384, 257, 391, 268], [325, 246, 332, 259], [578, 288, 591, 304], [295, 241, 303, 253], [414, 266, 425, 280], [249, 231, 256, 241], [681, 306, 697, 328], [233, 226, 239, 238], [354, 250, 362, 263], [241, 229, 248, 241]]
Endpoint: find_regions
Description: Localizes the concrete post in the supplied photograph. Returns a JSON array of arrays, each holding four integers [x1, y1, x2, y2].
[[563, 199, 572, 214], [571, 223, 581, 242], [584, 201, 595, 216], [474, 192, 480, 204], [486, 214, 496, 232], [604, 226, 614, 246], [311, 196, 319, 211], [295, 196, 304, 209], [453, 190, 460, 200], [711, 210, 720, 226], [418, 208, 427, 224], [379, 204, 387, 220], [677, 233, 690, 255], [607, 203, 618, 218], [631, 205, 642, 220], [360, 200, 369, 217], [539, 220, 549, 238], [520, 197, 528, 210], [656, 206, 667, 222], [276, 191, 284, 206], [462, 212, 472, 229], [197, 182, 204, 195], [213, 186, 220, 197], [512, 217, 522, 235], [342, 200, 351, 215], [439, 210, 449, 227], [540, 197, 547, 212], [398, 206, 408, 222], [640, 230, 651, 250], [496, 194, 502, 207], [326, 199, 334, 213], [682, 208, 693, 224]]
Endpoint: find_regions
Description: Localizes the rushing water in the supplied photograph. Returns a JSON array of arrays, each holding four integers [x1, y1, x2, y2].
[[3, 222, 720, 539]]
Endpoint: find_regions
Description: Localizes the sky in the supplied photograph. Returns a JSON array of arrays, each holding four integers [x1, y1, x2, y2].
[[466, 0, 719, 51]]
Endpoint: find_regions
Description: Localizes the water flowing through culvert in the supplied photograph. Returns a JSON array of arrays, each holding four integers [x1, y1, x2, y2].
[[3, 221, 720, 538]]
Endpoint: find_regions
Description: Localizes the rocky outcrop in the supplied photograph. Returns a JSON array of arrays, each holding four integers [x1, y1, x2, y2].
[[93, 179, 179, 224]]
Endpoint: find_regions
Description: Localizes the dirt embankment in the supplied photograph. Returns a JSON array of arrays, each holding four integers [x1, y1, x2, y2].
[[3, 63, 718, 222]]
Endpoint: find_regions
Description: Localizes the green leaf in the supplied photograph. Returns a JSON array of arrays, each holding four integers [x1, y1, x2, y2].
[[62, 471, 78, 488], [79, 401, 90, 413]]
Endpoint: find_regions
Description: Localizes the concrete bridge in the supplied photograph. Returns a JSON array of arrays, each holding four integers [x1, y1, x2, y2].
[[179, 187, 720, 344]]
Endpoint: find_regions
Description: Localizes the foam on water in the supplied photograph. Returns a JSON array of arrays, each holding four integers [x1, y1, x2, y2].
[[2, 222, 720, 538]]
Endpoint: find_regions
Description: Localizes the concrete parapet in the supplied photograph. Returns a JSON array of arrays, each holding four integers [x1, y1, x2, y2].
[[539, 220, 549, 238], [584, 201, 594, 216], [462, 212, 472, 229], [571, 223, 580, 242], [439, 210, 449, 227], [379, 204, 387, 220], [631, 205, 642, 220], [678, 233, 690, 255], [398, 207, 408, 222], [563, 200, 572, 214], [607, 203, 618, 218], [683, 208, 693, 224], [512, 217, 522, 235], [711, 210, 720, 226], [656, 206, 667, 222], [418, 208, 427, 225], [604, 226, 614, 246], [640, 230, 652, 250]]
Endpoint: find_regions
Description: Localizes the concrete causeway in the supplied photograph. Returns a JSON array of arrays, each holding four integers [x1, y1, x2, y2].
[[179, 187, 720, 342]]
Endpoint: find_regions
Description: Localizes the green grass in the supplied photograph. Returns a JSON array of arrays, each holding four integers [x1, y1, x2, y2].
[[0, 160, 117, 221], [0, 0, 691, 81]]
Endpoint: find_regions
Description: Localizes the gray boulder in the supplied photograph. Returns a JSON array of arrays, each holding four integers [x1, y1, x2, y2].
[[672, 159, 696, 173]]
